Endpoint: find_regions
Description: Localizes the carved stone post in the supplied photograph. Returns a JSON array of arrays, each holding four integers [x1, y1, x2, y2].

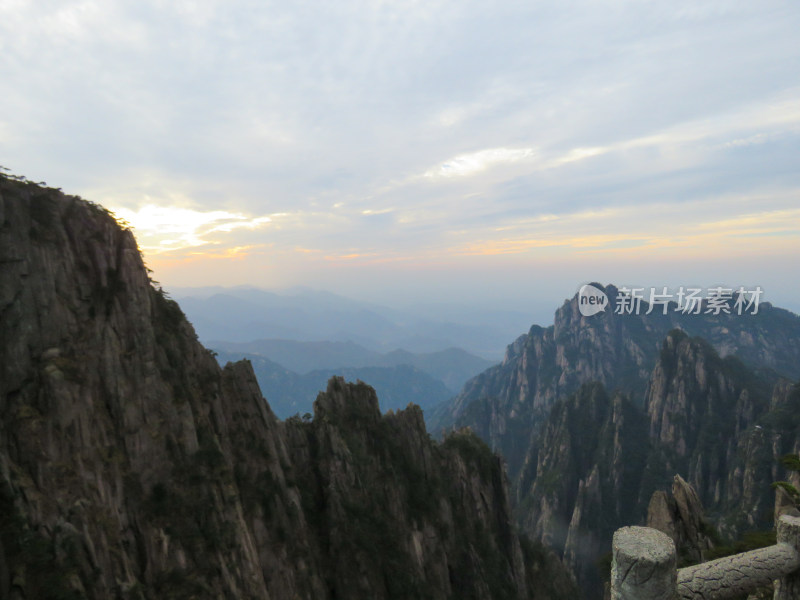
[[775, 514, 800, 600], [611, 526, 677, 600]]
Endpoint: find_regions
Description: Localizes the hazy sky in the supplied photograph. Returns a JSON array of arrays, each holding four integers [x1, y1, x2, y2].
[[2, 1, 799, 318]]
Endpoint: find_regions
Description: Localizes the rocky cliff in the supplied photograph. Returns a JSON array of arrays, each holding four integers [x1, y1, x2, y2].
[[508, 331, 798, 598], [431, 284, 800, 479], [646, 475, 715, 566], [513, 383, 648, 595], [426, 282, 800, 597], [643, 330, 778, 530], [428, 286, 662, 476], [0, 174, 578, 599]]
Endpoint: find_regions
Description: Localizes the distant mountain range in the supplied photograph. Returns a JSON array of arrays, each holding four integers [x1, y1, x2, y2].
[[212, 341, 493, 418], [211, 339, 493, 388], [171, 285, 532, 359], [213, 352, 452, 418]]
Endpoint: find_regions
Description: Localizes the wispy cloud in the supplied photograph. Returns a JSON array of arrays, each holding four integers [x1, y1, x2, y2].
[[447, 195, 800, 259], [423, 147, 536, 179], [690, 208, 800, 235], [113, 204, 272, 253], [1, 0, 798, 305]]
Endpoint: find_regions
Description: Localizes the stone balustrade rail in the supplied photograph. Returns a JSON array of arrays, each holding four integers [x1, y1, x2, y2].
[[611, 514, 800, 599]]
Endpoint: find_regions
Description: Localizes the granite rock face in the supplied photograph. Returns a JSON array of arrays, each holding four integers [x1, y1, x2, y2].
[[429, 279, 800, 598], [433, 284, 800, 480], [430, 286, 664, 476], [0, 175, 578, 599], [643, 330, 800, 536], [515, 383, 649, 596], [646, 475, 715, 565], [487, 329, 797, 598]]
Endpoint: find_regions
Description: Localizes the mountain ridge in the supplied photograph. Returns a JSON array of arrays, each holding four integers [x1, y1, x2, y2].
[[513, 335, 798, 597], [430, 285, 800, 598], [173, 286, 531, 359], [211, 338, 493, 390], [0, 173, 577, 598], [431, 283, 800, 474]]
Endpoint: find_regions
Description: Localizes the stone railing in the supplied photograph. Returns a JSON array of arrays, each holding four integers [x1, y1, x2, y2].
[[610, 514, 800, 599]]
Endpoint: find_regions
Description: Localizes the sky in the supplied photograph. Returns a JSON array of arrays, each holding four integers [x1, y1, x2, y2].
[[1, 0, 799, 320]]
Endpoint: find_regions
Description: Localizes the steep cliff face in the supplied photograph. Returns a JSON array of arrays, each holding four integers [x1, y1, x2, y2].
[[432, 284, 800, 480], [644, 330, 774, 513], [426, 280, 800, 598], [646, 475, 715, 566], [510, 332, 797, 597], [514, 383, 648, 597], [431, 286, 663, 476], [0, 175, 578, 599]]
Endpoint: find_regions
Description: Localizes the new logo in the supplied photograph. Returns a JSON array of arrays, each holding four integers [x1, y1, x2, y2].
[[578, 284, 609, 317]]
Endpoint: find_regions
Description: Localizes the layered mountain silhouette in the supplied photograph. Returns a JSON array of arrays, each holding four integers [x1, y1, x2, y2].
[[213, 350, 456, 418], [211, 339, 492, 390], [173, 286, 530, 359], [210, 340, 493, 418]]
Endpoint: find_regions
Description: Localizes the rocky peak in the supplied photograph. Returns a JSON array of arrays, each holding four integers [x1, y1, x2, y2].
[[436, 283, 800, 471], [313, 375, 382, 425], [646, 475, 715, 565], [552, 283, 619, 336], [434, 285, 663, 478], [510, 326, 795, 597], [429, 279, 800, 599]]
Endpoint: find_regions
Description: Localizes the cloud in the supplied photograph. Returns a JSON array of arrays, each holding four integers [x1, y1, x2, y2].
[[690, 208, 800, 236], [422, 148, 536, 179], [0, 0, 798, 304], [446, 194, 800, 259], [112, 204, 272, 253], [408, 89, 800, 199]]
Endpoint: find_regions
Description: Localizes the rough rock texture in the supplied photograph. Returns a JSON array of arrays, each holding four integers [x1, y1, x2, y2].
[[0, 175, 579, 599], [644, 331, 770, 503], [677, 539, 800, 600], [611, 526, 676, 600], [431, 283, 800, 480], [508, 331, 797, 598], [644, 330, 798, 536], [613, 516, 800, 600], [645, 330, 768, 461], [646, 475, 715, 565], [774, 515, 800, 600], [430, 285, 664, 477], [515, 383, 649, 597], [429, 280, 800, 599]]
